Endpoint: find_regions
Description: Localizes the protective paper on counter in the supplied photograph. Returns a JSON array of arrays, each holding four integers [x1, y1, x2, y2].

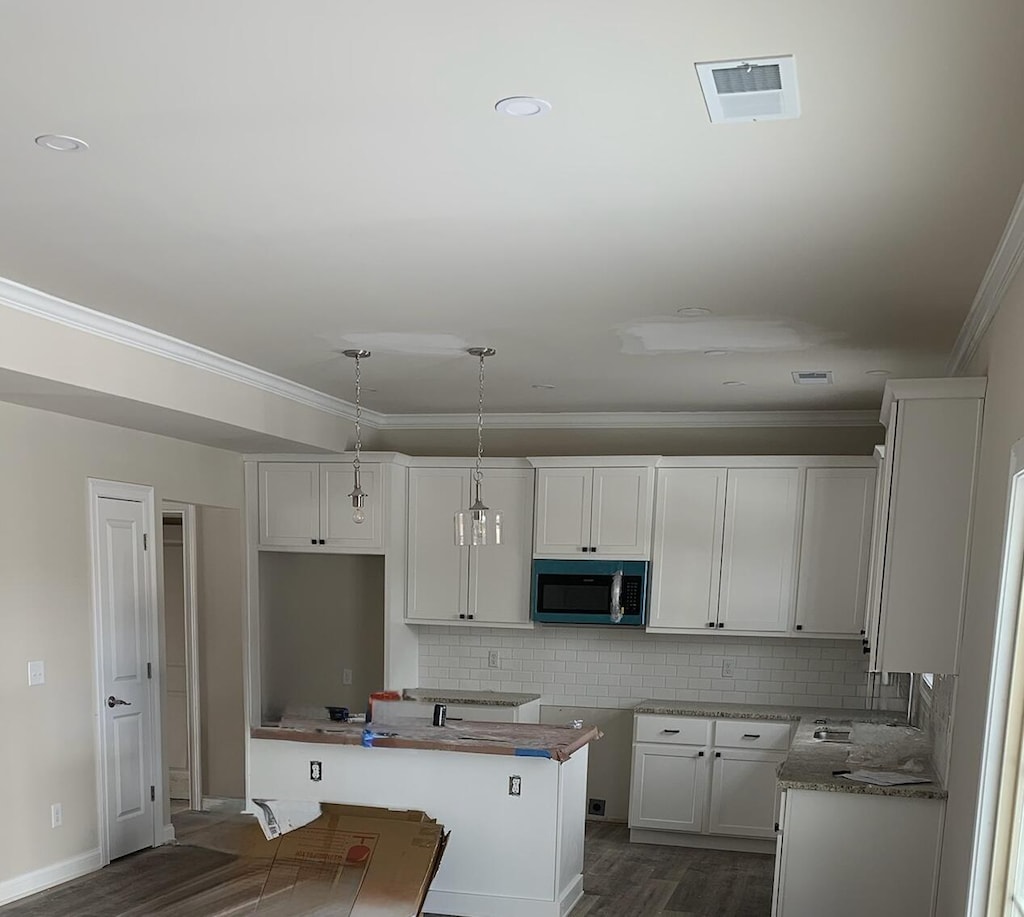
[[839, 770, 933, 787]]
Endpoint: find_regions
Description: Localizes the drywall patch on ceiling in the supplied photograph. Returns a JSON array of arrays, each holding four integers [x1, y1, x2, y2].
[[325, 332, 473, 356], [617, 317, 831, 355]]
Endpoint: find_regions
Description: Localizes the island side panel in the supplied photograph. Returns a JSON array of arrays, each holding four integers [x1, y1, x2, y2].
[[249, 738, 563, 902], [555, 745, 588, 907]]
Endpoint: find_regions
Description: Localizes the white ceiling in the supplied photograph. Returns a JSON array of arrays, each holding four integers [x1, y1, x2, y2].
[[1, 0, 1022, 416]]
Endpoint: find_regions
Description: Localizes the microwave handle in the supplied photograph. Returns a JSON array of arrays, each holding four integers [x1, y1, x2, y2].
[[609, 569, 624, 623]]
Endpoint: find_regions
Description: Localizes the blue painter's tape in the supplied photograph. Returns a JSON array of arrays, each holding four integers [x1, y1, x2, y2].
[[361, 729, 376, 748], [514, 748, 551, 758]]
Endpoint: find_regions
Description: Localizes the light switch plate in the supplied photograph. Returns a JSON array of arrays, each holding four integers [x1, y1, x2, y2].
[[342, 669, 353, 685], [28, 661, 45, 686]]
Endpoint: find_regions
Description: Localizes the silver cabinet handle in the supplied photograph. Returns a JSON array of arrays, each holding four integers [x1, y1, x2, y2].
[[107, 696, 131, 708]]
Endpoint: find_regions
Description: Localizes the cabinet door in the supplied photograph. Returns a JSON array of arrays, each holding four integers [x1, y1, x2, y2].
[[863, 446, 890, 670], [708, 749, 784, 839], [407, 468, 470, 621], [534, 468, 593, 556], [591, 467, 654, 557], [718, 468, 801, 632], [468, 469, 534, 626], [258, 463, 320, 546], [648, 468, 727, 631], [794, 468, 875, 635], [320, 463, 384, 550], [629, 743, 707, 833]]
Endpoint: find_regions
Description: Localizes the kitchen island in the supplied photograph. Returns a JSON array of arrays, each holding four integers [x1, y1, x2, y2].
[[248, 714, 600, 917]]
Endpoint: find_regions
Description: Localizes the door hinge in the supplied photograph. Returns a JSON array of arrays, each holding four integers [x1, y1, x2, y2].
[[150, 785, 155, 802], [147, 662, 152, 680], [143, 533, 148, 551]]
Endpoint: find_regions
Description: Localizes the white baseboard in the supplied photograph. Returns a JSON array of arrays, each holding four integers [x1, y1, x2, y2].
[[629, 827, 775, 854], [162, 823, 176, 844], [425, 879, 583, 917], [0, 847, 103, 907], [201, 796, 245, 814]]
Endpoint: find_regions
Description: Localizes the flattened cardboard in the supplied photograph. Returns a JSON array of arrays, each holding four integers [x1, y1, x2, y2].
[[176, 803, 447, 917]]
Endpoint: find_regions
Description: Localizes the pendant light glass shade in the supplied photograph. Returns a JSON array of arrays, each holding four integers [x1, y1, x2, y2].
[[342, 349, 371, 524], [455, 347, 502, 547]]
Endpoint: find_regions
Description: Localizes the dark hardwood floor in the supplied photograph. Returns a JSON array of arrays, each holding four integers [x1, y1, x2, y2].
[[0, 813, 774, 917]]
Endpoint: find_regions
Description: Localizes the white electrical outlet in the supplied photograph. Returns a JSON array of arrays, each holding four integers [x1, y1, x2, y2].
[[28, 660, 45, 686], [487, 651, 500, 669], [51, 803, 62, 828], [721, 658, 737, 678], [342, 669, 353, 685]]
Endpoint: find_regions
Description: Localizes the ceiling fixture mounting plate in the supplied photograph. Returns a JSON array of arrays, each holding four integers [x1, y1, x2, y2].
[[695, 55, 800, 123], [495, 97, 551, 117], [865, 369, 891, 377], [676, 307, 711, 317], [792, 370, 833, 385], [35, 134, 88, 152], [722, 380, 746, 387]]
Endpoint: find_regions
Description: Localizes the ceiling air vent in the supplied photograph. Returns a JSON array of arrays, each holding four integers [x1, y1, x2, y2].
[[695, 56, 800, 123], [792, 371, 833, 385]]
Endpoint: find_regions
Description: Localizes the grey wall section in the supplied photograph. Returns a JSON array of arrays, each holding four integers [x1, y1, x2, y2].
[[937, 264, 1024, 915], [259, 553, 385, 721], [0, 400, 242, 888], [367, 424, 883, 457], [196, 506, 246, 800]]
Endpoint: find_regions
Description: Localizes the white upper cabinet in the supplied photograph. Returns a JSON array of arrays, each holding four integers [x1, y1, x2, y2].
[[320, 463, 384, 550], [258, 461, 384, 550], [407, 466, 534, 627], [407, 467, 470, 622], [649, 468, 727, 631], [259, 463, 320, 546], [533, 463, 654, 558], [865, 379, 986, 674], [469, 469, 534, 625], [794, 468, 876, 636], [718, 468, 801, 632], [534, 468, 592, 555]]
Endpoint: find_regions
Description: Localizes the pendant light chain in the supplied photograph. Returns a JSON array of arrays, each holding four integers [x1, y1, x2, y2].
[[353, 351, 363, 473], [474, 350, 486, 486]]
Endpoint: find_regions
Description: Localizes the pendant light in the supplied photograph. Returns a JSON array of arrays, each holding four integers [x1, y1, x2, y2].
[[342, 349, 371, 524], [454, 347, 503, 546]]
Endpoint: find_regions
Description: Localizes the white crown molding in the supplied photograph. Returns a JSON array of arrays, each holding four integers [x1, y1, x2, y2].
[[0, 274, 881, 432], [0, 275, 387, 428], [376, 410, 881, 430], [947, 181, 1024, 375]]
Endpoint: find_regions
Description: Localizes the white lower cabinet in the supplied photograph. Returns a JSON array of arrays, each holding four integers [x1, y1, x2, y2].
[[629, 715, 791, 844], [772, 789, 944, 917], [630, 743, 708, 832]]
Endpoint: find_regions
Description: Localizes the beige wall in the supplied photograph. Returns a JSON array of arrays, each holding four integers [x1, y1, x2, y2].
[[0, 400, 243, 887], [937, 265, 1024, 914], [259, 553, 385, 720], [367, 424, 883, 457], [197, 507, 246, 800]]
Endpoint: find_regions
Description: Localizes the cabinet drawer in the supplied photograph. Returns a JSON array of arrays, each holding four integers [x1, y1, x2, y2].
[[713, 719, 793, 751], [635, 715, 711, 746]]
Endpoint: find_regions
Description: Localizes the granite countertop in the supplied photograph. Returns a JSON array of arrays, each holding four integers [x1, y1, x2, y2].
[[634, 698, 946, 800], [402, 688, 541, 707], [252, 716, 599, 762]]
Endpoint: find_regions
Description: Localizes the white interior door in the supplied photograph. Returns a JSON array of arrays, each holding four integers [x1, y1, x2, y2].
[[95, 495, 156, 860]]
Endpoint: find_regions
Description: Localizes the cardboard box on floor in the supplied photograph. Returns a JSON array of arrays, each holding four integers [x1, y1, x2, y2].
[[196, 802, 448, 917]]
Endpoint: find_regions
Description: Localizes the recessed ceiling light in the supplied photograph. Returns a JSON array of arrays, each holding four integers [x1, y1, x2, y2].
[[495, 97, 551, 117], [676, 307, 711, 317], [865, 369, 891, 377], [722, 380, 746, 387], [704, 349, 730, 357], [531, 383, 556, 390], [35, 134, 88, 152]]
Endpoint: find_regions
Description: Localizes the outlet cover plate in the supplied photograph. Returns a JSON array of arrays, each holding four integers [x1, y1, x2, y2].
[[721, 658, 737, 678], [487, 651, 500, 669]]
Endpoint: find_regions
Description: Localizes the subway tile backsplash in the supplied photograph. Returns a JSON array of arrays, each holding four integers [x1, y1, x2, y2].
[[417, 626, 905, 711]]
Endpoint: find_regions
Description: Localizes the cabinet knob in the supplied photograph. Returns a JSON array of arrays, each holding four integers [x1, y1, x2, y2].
[[468, 614, 475, 620], [863, 645, 871, 654], [717, 622, 725, 629], [580, 546, 588, 552], [459, 614, 466, 620], [697, 751, 704, 757], [775, 822, 780, 833], [706, 621, 715, 628], [319, 539, 325, 545], [795, 624, 803, 631], [589, 546, 597, 552], [715, 752, 722, 758], [310, 538, 317, 545]]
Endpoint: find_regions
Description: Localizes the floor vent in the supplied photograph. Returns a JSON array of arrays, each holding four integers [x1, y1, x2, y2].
[[695, 55, 800, 123]]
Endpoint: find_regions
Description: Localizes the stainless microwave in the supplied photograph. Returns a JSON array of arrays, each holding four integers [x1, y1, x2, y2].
[[531, 559, 649, 626]]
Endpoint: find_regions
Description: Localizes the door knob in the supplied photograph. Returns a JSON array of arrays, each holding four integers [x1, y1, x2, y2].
[[107, 696, 131, 708]]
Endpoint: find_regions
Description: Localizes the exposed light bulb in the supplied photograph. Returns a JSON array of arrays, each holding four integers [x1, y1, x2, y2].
[[352, 507, 366, 525]]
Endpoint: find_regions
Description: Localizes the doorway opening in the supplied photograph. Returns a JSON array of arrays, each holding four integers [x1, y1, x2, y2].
[[162, 502, 202, 814]]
